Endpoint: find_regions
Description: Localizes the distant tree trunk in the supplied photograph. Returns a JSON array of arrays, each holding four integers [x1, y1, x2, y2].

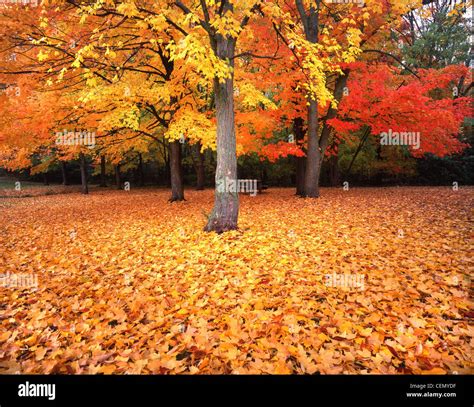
[[204, 36, 239, 233], [137, 153, 145, 187], [329, 154, 340, 187], [100, 155, 107, 187], [346, 126, 371, 177], [114, 165, 121, 189], [169, 141, 184, 201], [295, 2, 349, 197], [193, 143, 205, 190], [61, 161, 69, 185], [261, 164, 267, 185], [79, 153, 88, 195], [294, 117, 306, 196], [296, 157, 306, 196], [43, 172, 49, 186], [208, 149, 216, 174], [164, 147, 171, 187]]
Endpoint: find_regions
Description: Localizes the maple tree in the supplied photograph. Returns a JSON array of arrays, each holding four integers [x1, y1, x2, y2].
[[0, 0, 217, 200], [0, 0, 473, 386], [1, 0, 471, 222], [327, 62, 472, 173]]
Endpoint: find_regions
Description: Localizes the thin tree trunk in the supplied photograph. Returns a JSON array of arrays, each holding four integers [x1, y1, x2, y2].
[[43, 172, 49, 186], [193, 143, 205, 190], [304, 69, 350, 196], [61, 161, 69, 185], [346, 126, 371, 177], [115, 165, 121, 189], [137, 153, 145, 187], [100, 155, 107, 187], [295, 1, 350, 197], [294, 117, 306, 196], [169, 141, 185, 201], [204, 36, 239, 233], [164, 147, 171, 187], [79, 153, 88, 195]]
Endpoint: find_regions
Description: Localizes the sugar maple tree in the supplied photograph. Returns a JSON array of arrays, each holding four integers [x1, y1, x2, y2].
[[0, 0, 472, 228], [1, 0, 215, 200], [238, 0, 471, 198]]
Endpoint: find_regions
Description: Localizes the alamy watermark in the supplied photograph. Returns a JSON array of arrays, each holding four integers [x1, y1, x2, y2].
[[0, 272, 38, 289], [325, 273, 365, 290], [325, 0, 364, 6], [0, 84, 20, 97], [18, 382, 55, 401], [217, 177, 258, 196], [380, 129, 420, 150], [55, 129, 96, 149], [0, 0, 38, 6]]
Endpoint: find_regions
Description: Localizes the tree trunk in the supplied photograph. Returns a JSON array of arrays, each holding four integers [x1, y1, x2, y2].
[[320, 69, 350, 182], [294, 117, 306, 196], [115, 165, 121, 189], [169, 141, 185, 201], [164, 148, 171, 188], [296, 157, 306, 196], [43, 172, 49, 186], [303, 66, 350, 196], [299, 3, 321, 197], [79, 153, 88, 195], [137, 153, 145, 187], [100, 155, 107, 187], [61, 161, 69, 185], [193, 143, 205, 190], [304, 98, 321, 197], [347, 126, 371, 177], [204, 37, 239, 233]]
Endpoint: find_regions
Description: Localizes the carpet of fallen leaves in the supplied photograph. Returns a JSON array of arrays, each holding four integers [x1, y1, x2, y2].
[[0, 187, 472, 374]]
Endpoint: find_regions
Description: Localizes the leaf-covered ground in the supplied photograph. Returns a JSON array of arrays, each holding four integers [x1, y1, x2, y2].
[[0, 187, 472, 374]]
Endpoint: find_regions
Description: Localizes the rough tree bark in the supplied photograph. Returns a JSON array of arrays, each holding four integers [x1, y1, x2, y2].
[[297, 0, 321, 197], [204, 35, 239, 232], [296, 0, 350, 197], [169, 141, 185, 201], [294, 117, 306, 196], [304, 98, 320, 197], [174, 0, 252, 231]]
